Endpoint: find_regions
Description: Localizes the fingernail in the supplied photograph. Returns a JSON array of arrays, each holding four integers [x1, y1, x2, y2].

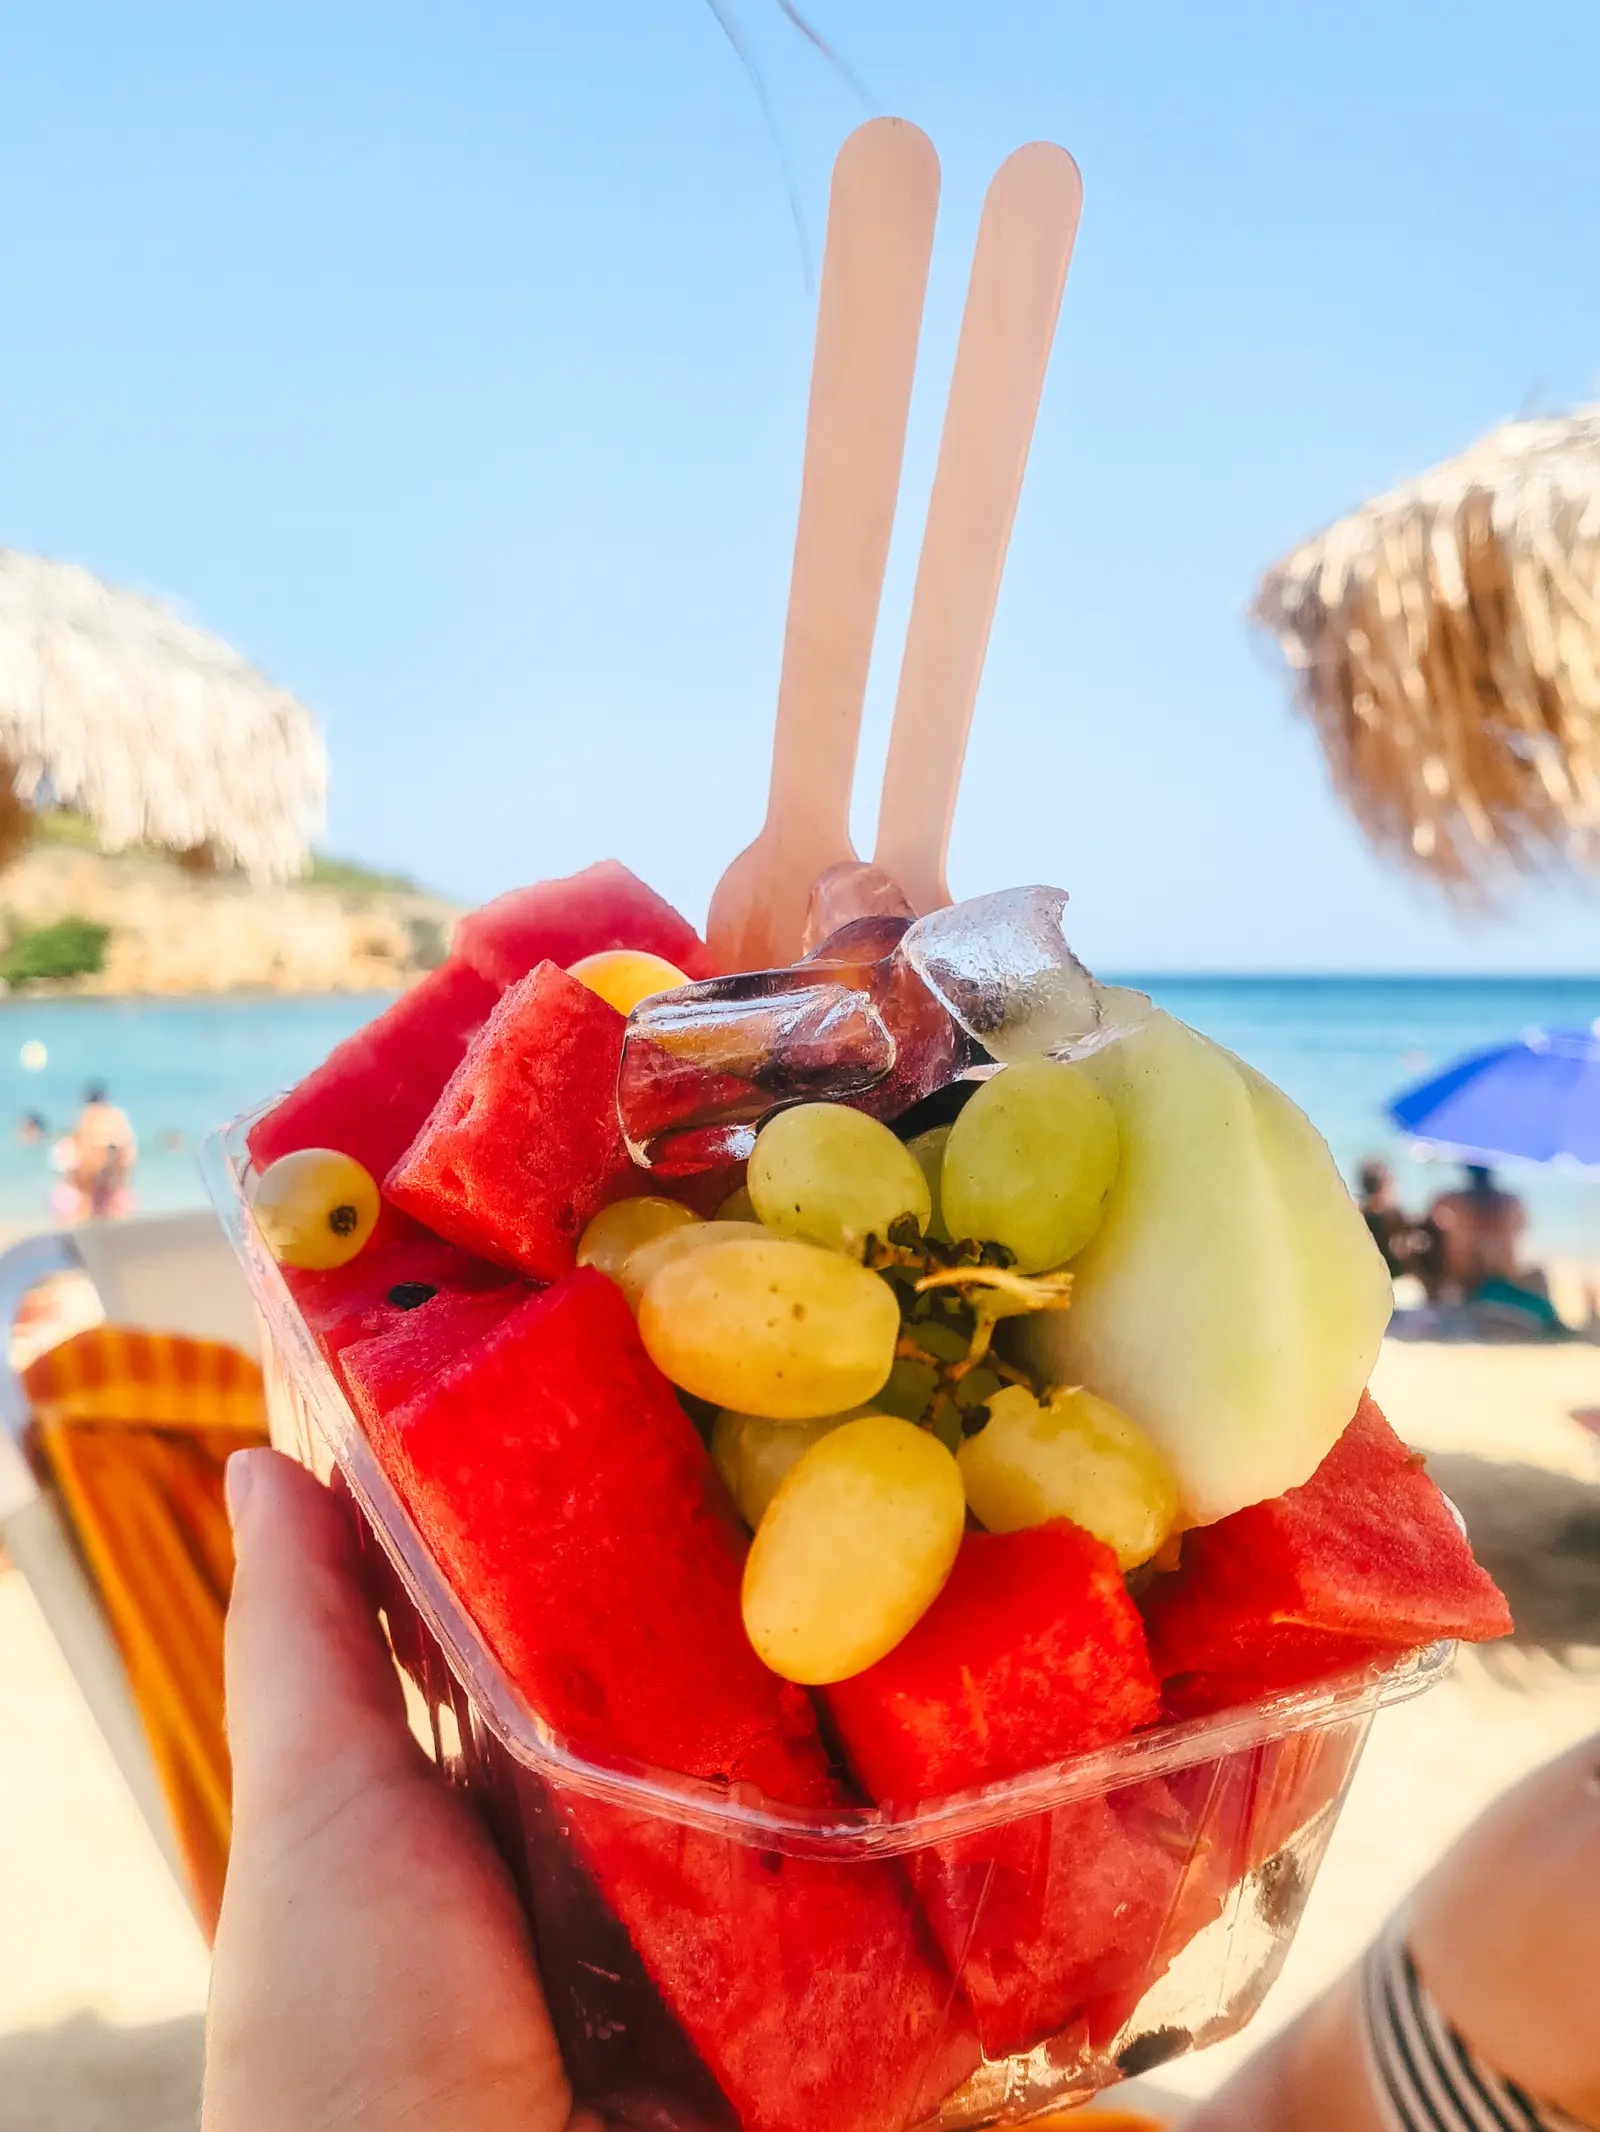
[[225, 1449, 256, 1530]]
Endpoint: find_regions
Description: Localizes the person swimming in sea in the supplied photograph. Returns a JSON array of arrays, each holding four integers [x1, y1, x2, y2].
[[50, 1082, 138, 1222]]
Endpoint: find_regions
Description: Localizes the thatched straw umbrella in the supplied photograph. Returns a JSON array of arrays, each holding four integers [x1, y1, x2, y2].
[[1252, 405, 1600, 898], [0, 549, 327, 880]]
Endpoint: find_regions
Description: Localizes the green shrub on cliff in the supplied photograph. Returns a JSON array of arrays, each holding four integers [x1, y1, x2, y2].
[[0, 915, 112, 986]]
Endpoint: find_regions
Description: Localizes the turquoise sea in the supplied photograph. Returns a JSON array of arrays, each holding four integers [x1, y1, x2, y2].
[[1, 977, 1597, 1257]]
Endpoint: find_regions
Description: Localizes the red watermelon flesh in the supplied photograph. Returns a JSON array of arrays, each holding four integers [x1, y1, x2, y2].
[[1141, 1394, 1512, 1712], [904, 1793, 1190, 2059], [340, 1283, 530, 1427], [829, 1522, 1159, 1802], [282, 1223, 519, 1387], [386, 963, 633, 1284], [247, 959, 500, 1183], [827, 1522, 1165, 2058], [454, 860, 719, 989], [1075, 1735, 1355, 2052], [371, 1268, 975, 2132]]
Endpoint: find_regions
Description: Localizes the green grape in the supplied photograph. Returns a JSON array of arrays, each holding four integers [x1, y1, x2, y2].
[[941, 1060, 1119, 1272], [711, 1407, 864, 1528], [906, 1317, 967, 1365], [954, 1366, 1003, 1412], [905, 1126, 953, 1243], [577, 1195, 699, 1284], [873, 1354, 938, 1424], [638, 1236, 900, 1420], [749, 1102, 930, 1257], [742, 1415, 965, 1683], [957, 1382, 1178, 1570], [616, 1218, 760, 1312], [250, 1148, 380, 1269]]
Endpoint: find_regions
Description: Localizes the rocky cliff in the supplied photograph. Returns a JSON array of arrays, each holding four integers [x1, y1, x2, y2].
[[0, 843, 460, 994]]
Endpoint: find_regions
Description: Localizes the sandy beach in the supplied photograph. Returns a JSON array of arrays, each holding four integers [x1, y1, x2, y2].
[[3, 1333, 1598, 2131]]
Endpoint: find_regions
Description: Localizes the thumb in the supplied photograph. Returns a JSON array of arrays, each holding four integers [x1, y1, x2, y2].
[[223, 1447, 420, 1833]]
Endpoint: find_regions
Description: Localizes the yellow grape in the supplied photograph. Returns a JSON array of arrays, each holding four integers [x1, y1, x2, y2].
[[717, 1184, 757, 1222], [711, 1407, 864, 1528], [250, 1148, 380, 1270], [568, 948, 689, 1015], [742, 1415, 965, 1683], [615, 1218, 760, 1313], [638, 1236, 899, 1420], [941, 1060, 1119, 1271], [577, 1196, 700, 1284], [957, 1382, 1178, 1570], [749, 1102, 930, 1256]]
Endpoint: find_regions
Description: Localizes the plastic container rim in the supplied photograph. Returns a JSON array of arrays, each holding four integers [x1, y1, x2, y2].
[[203, 1110, 1453, 1860]]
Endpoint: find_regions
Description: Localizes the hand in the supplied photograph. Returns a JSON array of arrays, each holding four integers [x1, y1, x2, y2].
[[204, 1448, 603, 2132]]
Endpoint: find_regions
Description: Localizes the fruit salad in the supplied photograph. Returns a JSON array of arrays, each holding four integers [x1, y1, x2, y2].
[[217, 860, 1511, 2132]]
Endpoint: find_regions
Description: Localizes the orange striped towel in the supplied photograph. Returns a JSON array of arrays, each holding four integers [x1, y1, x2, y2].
[[26, 1325, 267, 1433], [25, 1327, 268, 1938]]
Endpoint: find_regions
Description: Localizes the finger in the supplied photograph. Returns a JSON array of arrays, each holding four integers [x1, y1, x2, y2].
[[223, 1447, 420, 1831]]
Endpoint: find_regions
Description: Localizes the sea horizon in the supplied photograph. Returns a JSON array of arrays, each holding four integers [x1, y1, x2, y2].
[[2, 973, 1596, 1259]]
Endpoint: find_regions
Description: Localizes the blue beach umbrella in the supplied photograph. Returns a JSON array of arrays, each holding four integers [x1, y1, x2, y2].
[[1388, 1025, 1600, 1172]]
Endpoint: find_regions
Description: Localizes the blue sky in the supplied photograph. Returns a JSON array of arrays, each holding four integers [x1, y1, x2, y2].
[[2, 1, 1597, 971]]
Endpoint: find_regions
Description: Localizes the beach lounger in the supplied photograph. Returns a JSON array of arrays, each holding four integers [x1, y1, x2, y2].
[[0, 1209, 265, 1936]]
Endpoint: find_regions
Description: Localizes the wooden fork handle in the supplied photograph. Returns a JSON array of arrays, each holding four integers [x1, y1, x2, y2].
[[763, 117, 940, 855], [873, 143, 1082, 913]]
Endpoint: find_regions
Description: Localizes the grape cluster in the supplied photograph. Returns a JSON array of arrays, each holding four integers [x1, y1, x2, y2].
[[579, 1062, 1182, 1687]]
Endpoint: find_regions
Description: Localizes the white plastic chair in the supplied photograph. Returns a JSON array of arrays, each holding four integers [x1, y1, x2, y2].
[[0, 1208, 258, 1891]]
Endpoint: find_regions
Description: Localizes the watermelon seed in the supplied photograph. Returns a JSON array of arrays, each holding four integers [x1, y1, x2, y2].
[[1255, 1850, 1305, 1932], [1116, 2027, 1190, 2077], [388, 1282, 438, 1310]]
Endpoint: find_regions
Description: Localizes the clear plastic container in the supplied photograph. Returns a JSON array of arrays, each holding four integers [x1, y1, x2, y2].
[[204, 1115, 1451, 2130]]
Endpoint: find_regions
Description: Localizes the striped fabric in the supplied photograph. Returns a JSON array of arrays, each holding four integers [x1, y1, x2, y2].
[[24, 1325, 268, 1939], [1362, 1915, 1595, 2132], [25, 1324, 266, 1432]]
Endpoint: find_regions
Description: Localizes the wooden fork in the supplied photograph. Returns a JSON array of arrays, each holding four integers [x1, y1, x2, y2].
[[873, 143, 1082, 915], [705, 118, 940, 974]]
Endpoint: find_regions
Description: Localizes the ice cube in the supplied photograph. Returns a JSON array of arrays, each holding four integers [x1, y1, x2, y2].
[[617, 977, 896, 1173], [902, 886, 1151, 1065], [801, 861, 916, 953], [802, 916, 972, 1122], [617, 917, 975, 1173]]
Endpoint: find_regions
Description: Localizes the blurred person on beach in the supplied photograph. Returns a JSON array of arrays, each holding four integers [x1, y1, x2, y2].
[[1425, 1164, 1528, 1301], [1356, 1160, 1433, 1285], [15, 1108, 46, 1144], [51, 1081, 137, 1222], [206, 1449, 1600, 2132]]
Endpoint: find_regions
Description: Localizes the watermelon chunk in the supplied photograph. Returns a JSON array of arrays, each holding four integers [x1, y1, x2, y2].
[[340, 1283, 529, 1426], [454, 860, 719, 989], [1077, 1731, 1358, 2050], [386, 963, 633, 1283], [828, 1523, 1166, 2057], [372, 1268, 975, 2132], [248, 960, 500, 1183], [829, 1522, 1158, 1801], [1141, 1394, 1513, 1713], [283, 1222, 519, 1387]]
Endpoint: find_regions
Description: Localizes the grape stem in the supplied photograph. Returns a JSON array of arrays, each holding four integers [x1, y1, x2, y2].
[[868, 1222, 1073, 1427], [894, 1325, 1029, 1389], [912, 1263, 1075, 1315]]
